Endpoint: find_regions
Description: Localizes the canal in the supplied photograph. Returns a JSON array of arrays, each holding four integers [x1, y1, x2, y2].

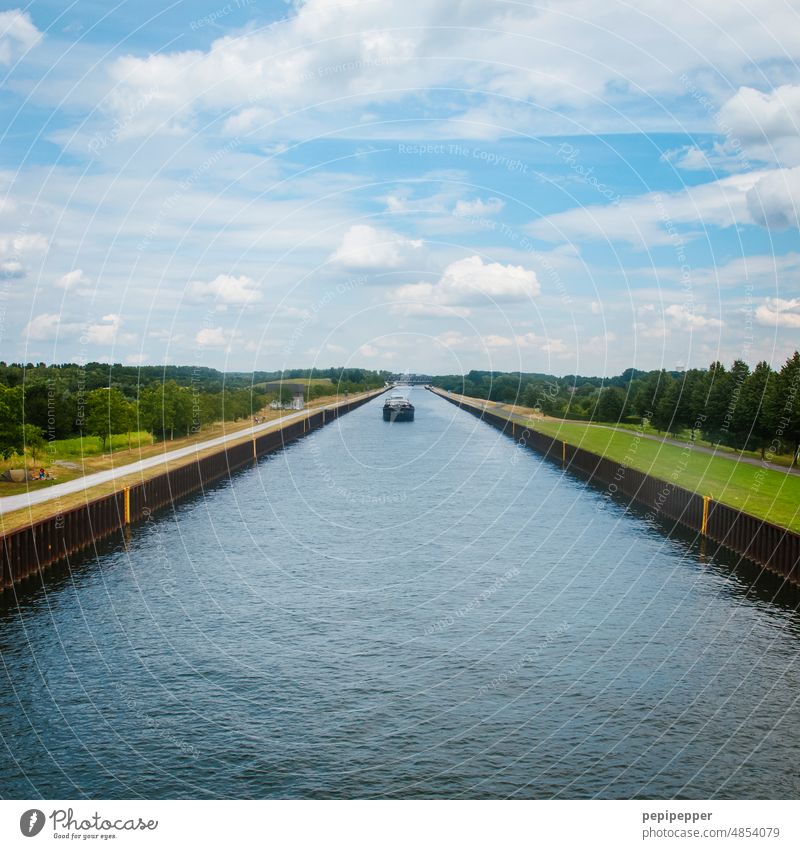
[[1, 389, 799, 799]]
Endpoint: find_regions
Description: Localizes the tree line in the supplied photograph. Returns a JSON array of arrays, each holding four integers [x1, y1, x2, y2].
[[432, 352, 800, 463], [0, 362, 387, 457]]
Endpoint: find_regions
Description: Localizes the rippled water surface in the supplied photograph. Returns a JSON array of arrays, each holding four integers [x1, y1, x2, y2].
[[1, 390, 799, 799]]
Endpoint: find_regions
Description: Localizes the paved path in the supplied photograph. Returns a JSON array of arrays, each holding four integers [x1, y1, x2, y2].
[[0, 393, 377, 516]]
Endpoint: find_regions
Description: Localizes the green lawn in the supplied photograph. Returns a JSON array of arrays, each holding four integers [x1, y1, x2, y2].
[[511, 415, 800, 533], [38, 431, 154, 457], [255, 378, 333, 388], [600, 419, 797, 469], [1, 431, 153, 470]]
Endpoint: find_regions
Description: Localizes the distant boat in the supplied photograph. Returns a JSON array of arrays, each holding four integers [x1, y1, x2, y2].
[[383, 392, 415, 422]]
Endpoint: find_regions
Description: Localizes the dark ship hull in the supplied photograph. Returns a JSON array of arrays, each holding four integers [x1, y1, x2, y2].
[[383, 405, 415, 422], [383, 393, 415, 422]]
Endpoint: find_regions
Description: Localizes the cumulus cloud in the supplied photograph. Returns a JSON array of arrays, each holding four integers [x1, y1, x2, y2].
[[453, 197, 505, 217], [329, 224, 422, 271], [746, 166, 800, 229], [1, 260, 24, 278], [0, 232, 48, 279], [23, 313, 70, 341], [661, 143, 749, 174], [188, 273, 262, 304], [664, 303, 723, 330], [96, 0, 800, 142], [719, 85, 800, 165], [0, 9, 41, 66], [195, 326, 229, 347], [662, 146, 714, 171], [392, 255, 540, 317], [755, 297, 800, 328], [87, 314, 128, 345], [23, 312, 134, 346], [56, 269, 92, 294]]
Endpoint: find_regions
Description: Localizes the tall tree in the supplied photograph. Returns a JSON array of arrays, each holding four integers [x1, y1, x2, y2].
[[634, 370, 669, 421], [651, 374, 680, 433], [594, 387, 625, 422], [85, 388, 135, 450], [0, 385, 23, 457], [703, 362, 734, 443], [734, 361, 774, 456], [772, 352, 800, 466]]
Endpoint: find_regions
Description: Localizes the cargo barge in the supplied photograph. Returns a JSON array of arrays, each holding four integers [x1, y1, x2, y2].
[[383, 393, 415, 422]]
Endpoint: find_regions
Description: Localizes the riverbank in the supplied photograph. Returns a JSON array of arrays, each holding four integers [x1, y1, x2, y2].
[[0, 394, 357, 498], [0, 389, 384, 537], [437, 390, 800, 533], [432, 387, 799, 586]]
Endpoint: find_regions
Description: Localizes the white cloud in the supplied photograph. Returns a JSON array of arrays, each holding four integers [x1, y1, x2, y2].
[[746, 166, 800, 229], [515, 332, 539, 348], [188, 273, 262, 304], [433, 329, 566, 356], [625, 252, 800, 292], [698, 252, 800, 288], [661, 144, 749, 174], [87, 314, 127, 344], [392, 255, 540, 317], [755, 297, 800, 328], [453, 197, 505, 217], [0, 232, 48, 280], [22, 313, 135, 348], [96, 0, 800, 142], [1, 260, 24, 278], [56, 269, 91, 293], [719, 85, 800, 165], [0, 233, 48, 254], [0, 9, 41, 66], [583, 332, 617, 356], [329, 224, 422, 271], [664, 303, 723, 330], [484, 334, 513, 348], [721, 85, 800, 141], [125, 353, 149, 364], [23, 313, 70, 341], [195, 326, 229, 347], [529, 171, 766, 246], [662, 146, 714, 171], [541, 339, 569, 354]]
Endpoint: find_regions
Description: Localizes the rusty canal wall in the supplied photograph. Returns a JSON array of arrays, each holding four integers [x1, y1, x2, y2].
[[0, 390, 384, 593], [433, 388, 800, 587]]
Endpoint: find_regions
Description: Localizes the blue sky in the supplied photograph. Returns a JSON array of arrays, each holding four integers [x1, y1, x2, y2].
[[1, 0, 799, 375]]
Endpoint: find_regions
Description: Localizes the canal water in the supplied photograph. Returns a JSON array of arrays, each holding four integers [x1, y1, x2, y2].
[[1, 390, 799, 799]]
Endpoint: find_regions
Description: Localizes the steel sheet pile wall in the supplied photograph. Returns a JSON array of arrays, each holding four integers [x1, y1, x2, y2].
[[435, 389, 800, 585], [0, 392, 380, 592]]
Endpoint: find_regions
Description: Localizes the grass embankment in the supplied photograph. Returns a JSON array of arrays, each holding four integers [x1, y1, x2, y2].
[[253, 377, 333, 388], [449, 393, 800, 533], [0, 396, 349, 496], [0, 390, 379, 535], [1, 431, 154, 495]]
